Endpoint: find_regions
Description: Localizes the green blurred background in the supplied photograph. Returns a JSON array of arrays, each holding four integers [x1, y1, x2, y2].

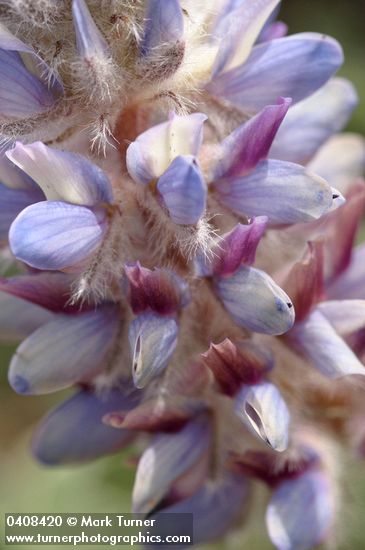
[[1, 1, 365, 548]]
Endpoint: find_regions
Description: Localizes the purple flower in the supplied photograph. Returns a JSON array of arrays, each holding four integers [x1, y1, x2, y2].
[[7, 141, 114, 272], [0, 24, 63, 120], [0, 2, 363, 549]]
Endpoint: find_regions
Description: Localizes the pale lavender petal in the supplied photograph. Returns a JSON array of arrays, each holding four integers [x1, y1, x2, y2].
[[317, 300, 365, 335], [0, 50, 55, 119], [157, 155, 206, 224], [151, 472, 249, 546], [32, 387, 140, 464], [0, 183, 42, 240], [72, 0, 109, 58], [129, 312, 178, 389], [9, 201, 108, 271], [327, 243, 365, 300], [0, 292, 54, 342], [235, 382, 290, 451], [8, 305, 119, 395], [0, 23, 63, 118], [212, 97, 291, 179], [0, 142, 37, 190], [308, 133, 365, 194], [207, 33, 343, 113], [132, 414, 211, 514], [214, 159, 333, 224], [215, 265, 295, 335], [6, 142, 113, 205], [126, 112, 207, 184], [292, 309, 365, 379], [266, 471, 334, 550], [141, 0, 184, 56], [212, 0, 280, 75], [270, 78, 358, 164]]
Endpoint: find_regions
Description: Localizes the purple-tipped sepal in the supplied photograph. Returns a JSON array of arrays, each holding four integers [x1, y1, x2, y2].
[[124, 262, 190, 315], [212, 98, 291, 180], [201, 338, 273, 396], [214, 218, 268, 276]]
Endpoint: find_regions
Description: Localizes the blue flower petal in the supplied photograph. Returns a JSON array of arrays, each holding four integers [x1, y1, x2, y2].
[[129, 312, 178, 388], [0, 182, 42, 240], [270, 78, 358, 164], [72, 0, 109, 58], [291, 309, 365, 379], [126, 113, 207, 185], [9, 201, 109, 271], [8, 305, 119, 394], [207, 33, 343, 113], [212, 0, 280, 75], [132, 414, 212, 514], [266, 471, 334, 550], [215, 265, 295, 335], [150, 472, 249, 547], [214, 159, 333, 224], [0, 25, 63, 119], [157, 155, 206, 225], [235, 382, 290, 451], [0, 292, 54, 342], [32, 386, 140, 464], [140, 0, 184, 57], [6, 141, 113, 205]]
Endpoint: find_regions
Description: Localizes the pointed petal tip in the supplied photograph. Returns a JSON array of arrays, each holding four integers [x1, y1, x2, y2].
[[141, 0, 184, 57], [72, 0, 109, 58]]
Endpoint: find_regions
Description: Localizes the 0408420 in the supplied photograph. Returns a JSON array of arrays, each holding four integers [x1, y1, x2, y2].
[[6, 515, 63, 527]]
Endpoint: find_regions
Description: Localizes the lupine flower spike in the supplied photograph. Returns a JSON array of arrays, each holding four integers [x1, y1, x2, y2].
[[0, 2, 364, 549]]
